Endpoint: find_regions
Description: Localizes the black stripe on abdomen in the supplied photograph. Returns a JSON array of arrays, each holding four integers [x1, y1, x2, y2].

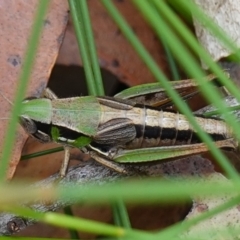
[[134, 124, 226, 145]]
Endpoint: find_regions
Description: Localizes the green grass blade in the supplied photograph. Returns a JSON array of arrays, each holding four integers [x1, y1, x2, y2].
[[20, 147, 63, 161], [63, 206, 80, 239], [57, 179, 238, 205], [153, 1, 240, 115], [0, 238, 72, 240], [102, 0, 239, 180], [161, 38, 180, 80], [0, 0, 50, 181], [5, 179, 240, 238], [136, 1, 240, 140], [1, 204, 154, 239], [68, 0, 98, 95], [179, 0, 240, 108], [133, 0, 240, 180], [2, 178, 240, 238], [112, 199, 131, 229], [179, 0, 240, 60], [77, 0, 104, 95], [2, 1, 239, 237], [1, 179, 240, 206]]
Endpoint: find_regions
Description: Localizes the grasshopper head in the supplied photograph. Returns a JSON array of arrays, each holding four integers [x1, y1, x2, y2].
[[20, 98, 53, 143], [20, 98, 52, 123]]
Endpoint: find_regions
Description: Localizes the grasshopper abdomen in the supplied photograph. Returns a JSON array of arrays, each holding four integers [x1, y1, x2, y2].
[[95, 97, 234, 150]]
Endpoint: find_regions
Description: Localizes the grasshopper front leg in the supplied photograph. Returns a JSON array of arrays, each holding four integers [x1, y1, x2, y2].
[[43, 88, 72, 178], [59, 146, 71, 178]]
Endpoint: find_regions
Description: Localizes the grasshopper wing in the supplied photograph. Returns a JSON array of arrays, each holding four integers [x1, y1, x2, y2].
[[115, 74, 220, 109]]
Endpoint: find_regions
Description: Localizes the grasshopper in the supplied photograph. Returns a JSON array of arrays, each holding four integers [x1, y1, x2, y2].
[[3, 75, 238, 177]]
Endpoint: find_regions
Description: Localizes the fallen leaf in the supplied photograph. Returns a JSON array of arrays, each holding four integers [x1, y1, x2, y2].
[[57, 0, 170, 86], [0, 0, 69, 179]]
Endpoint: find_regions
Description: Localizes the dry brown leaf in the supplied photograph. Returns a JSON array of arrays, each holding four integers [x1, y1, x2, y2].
[[193, 0, 240, 65], [0, 0, 69, 179], [57, 0, 169, 86]]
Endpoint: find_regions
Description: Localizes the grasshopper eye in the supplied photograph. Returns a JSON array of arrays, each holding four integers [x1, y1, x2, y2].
[[19, 117, 37, 134], [20, 117, 51, 143]]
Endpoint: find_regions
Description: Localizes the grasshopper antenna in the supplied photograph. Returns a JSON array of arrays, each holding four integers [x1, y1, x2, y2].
[[0, 90, 13, 106], [0, 90, 13, 120]]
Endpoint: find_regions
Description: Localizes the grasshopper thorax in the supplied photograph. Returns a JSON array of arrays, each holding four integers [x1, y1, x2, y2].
[[19, 97, 92, 147]]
